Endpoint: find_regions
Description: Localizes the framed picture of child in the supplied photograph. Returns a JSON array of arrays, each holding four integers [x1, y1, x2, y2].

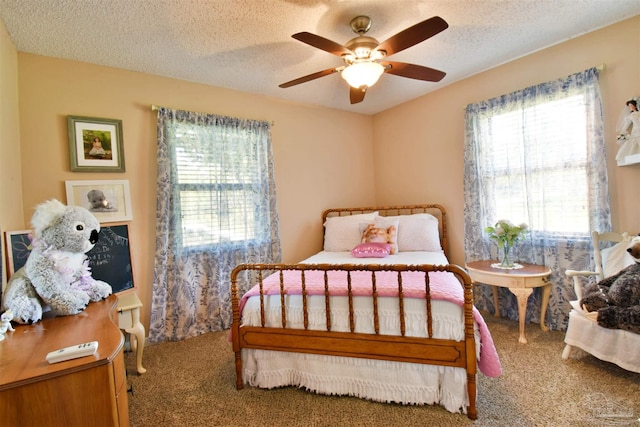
[[65, 179, 133, 223], [67, 115, 125, 172]]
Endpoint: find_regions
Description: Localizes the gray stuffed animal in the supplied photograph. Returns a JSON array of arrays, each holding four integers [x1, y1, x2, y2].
[[580, 235, 640, 333], [1, 199, 113, 324]]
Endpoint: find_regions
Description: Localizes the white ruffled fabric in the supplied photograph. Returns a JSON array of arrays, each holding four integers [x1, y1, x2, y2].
[[241, 293, 481, 414], [564, 303, 640, 373], [243, 349, 470, 414]]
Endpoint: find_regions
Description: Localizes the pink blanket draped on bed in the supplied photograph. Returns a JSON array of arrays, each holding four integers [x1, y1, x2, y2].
[[239, 269, 502, 377]]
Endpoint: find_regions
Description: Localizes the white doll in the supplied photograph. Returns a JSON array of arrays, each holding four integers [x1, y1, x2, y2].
[[616, 98, 640, 164], [0, 309, 15, 341]]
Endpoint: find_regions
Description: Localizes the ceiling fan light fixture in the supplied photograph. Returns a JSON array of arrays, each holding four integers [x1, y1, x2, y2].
[[280, 15, 449, 104], [341, 62, 384, 88]]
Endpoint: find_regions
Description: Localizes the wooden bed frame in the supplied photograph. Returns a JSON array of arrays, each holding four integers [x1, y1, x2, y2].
[[230, 204, 478, 419]]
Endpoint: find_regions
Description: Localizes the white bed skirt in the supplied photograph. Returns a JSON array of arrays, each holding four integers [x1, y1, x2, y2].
[[242, 348, 472, 414]]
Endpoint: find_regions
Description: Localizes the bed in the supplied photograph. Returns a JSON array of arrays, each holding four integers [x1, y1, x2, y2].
[[230, 204, 501, 419]]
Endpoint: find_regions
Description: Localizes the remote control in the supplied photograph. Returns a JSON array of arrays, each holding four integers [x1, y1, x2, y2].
[[46, 341, 99, 364]]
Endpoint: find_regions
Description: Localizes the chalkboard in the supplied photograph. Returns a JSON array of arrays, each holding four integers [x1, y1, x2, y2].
[[86, 224, 134, 293], [5, 230, 32, 277], [4, 223, 134, 294]]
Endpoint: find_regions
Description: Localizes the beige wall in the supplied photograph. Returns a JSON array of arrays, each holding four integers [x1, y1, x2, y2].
[[2, 16, 639, 330], [0, 19, 23, 290], [13, 55, 375, 328], [373, 16, 640, 266]]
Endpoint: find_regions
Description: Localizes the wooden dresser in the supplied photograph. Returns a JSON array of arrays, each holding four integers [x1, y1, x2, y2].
[[0, 295, 129, 427]]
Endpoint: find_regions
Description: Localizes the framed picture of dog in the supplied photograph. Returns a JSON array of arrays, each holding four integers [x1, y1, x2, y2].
[[65, 179, 133, 223], [67, 115, 125, 172]]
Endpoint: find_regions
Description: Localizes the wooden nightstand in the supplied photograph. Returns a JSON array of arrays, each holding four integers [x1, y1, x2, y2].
[[117, 291, 146, 374], [466, 260, 552, 344]]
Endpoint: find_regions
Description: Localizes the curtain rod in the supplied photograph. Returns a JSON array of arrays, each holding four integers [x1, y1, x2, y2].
[[150, 104, 274, 127]]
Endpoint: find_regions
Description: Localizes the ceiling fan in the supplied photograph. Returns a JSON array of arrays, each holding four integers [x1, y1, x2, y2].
[[279, 15, 448, 104]]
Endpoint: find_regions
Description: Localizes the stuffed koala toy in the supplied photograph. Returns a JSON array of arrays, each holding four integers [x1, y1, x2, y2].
[[580, 235, 640, 333], [1, 199, 113, 324]]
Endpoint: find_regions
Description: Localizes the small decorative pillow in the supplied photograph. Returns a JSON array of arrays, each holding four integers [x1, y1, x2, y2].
[[351, 242, 392, 258], [361, 223, 398, 254]]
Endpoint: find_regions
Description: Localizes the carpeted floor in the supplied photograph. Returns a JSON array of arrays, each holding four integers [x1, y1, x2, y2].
[[124, 313, 640, 427]]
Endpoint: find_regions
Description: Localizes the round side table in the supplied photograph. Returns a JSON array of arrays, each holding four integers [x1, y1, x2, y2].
[[466, 260, 552, 344]]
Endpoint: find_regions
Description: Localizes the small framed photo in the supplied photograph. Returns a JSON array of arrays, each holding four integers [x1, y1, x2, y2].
[[65, 180, 133, 223], [68, 115, 125, 172]]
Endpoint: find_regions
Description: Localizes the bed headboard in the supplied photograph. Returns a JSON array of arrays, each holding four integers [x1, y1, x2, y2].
[[322, 204, 448, 257]]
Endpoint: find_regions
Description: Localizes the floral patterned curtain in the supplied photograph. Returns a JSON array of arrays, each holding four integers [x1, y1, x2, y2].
[[149, 107, 281, 343], [464, 68, 610, 331]]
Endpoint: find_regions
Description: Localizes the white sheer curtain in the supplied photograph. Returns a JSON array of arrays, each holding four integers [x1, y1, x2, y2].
[[464, 67, 610, 331], [149, 107, 281, 343]]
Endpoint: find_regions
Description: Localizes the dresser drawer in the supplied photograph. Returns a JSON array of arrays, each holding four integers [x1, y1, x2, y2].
[[113, 348, 130, 426], [113, 348, 126, 394], [118, 310, 133, 329]]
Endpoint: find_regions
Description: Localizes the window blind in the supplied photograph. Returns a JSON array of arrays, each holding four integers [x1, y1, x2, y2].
[[173, 125, 263, 248]]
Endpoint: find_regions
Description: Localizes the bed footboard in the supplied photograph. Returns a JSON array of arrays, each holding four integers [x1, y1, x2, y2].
[[230, 263, 477, 420]]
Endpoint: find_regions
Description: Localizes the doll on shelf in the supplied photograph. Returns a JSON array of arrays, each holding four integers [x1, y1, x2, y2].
[[616, 98, 640, 164]]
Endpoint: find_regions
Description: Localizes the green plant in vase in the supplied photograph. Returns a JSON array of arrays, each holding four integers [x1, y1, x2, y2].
[[485, 220, 528, 268]]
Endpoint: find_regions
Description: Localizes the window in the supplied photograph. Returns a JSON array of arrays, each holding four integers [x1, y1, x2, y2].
[[464, 67, 610, 331], [172, 123, 267, 248], [478, 95, 590, 235], [151, 107, 281, 342]]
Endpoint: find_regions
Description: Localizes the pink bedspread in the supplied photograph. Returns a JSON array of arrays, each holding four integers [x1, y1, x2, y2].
[[239, 269, 502, 377]]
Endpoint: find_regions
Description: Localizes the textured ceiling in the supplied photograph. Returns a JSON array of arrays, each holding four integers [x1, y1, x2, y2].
[[1, 0, 639, 115]]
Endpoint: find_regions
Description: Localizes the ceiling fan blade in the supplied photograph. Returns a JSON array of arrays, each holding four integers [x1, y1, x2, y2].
[[382, 61, 446, 82], [279, 68, 340, 88], [292, 32, 353, 56], [350, 86, 367, 104], [376, 16, 448, 57]]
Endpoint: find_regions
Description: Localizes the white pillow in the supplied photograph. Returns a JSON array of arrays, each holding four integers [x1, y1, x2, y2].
[[323, 212, 378, 251], [601, 236, 634, 278], [384, 213, 441, 252]]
